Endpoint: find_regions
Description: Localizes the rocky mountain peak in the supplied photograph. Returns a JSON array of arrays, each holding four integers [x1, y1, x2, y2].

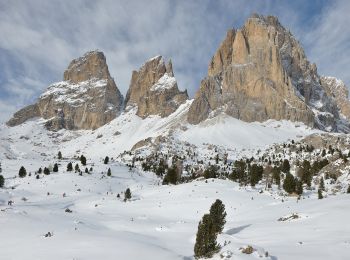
[[125, 55, 188, 118], [7, 50, 123, 130], [189, 14, 349, 132], [63, 50, 110, 83]]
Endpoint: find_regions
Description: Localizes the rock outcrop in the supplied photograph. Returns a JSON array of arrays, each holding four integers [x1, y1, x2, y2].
[[125, 56, 188, 118], [7, 50, 123, 130], [321, 76, 350, 121], [188, 14, 346, 132]]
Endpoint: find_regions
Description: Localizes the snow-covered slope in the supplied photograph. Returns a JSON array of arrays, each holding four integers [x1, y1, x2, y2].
[[0, 99, 318, 162], [1, 98, 349, 260], [1, 162, 350, 260]]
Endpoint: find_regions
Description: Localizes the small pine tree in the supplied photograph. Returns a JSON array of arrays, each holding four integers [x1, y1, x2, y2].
[[67, 162, 73, 172], [203, 165, 218, 179], [295, 179, 303, 195], [209, 199, 227, 234], [281, 159, 290, 173], [19, 166, 27, 178], [283, 172, 296, 194], [347, 185, 350, 194], [0, 175, 4, 188], [53, 163, 58, 172], [85, 167, 89, 173], [124, 188, 131, 201], [321, 149, 326, 157], [194, 214, 219, 258], [104, 156, 109, 164], [80, 155, 87, 166], [38, 167, 42, 174], [318, 189, 323, 199], [249, 164, 263, 186], [319, 177, 325, 191], [58, 151, 62, 159], [107, 168, 112, 176], [272, 166, 281, 186], [75, 163, 80, 172], [163, 166, 178, 185], [44, 167, 50, 175]]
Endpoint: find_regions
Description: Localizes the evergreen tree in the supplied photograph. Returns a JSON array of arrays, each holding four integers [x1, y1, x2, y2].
[[203, 165, 218, 179], [124, 188, 131, 201], [53, 163, 58, 172], [107, 168, 112, 176], [163, 166, 178, 185], [85, 167, 89, 173], [215, 154, 219, 164], [104, 156, 109, 164], [58, 151, 62, 159], [67, 162, 73, 172], [75, 163, 80, 172], [229, 160, 247, 184], [347, 185, 350, 194], [321, 149, 326, 157], [80, 155, 87, 166], [249, 164, 263, 186], [318, 189, 323, 199], [295, 179, 303, 195], [44, 167, 50, 175], [272, 166, 281, 186], [19, 166, 27, 178], [281, 159, 290, 173], [38, 167, 42, 174], [209, 199, 227, 234], [0, 175, 4, 188], [194, 214, 219, 258], [300, 160, 312, 187], [319, 177, 325, 191], [283, 172, 296, 194]]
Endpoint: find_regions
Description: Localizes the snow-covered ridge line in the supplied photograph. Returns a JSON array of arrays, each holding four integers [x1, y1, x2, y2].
[[150, 73, 177, 92], [39, 78, 108, 104]]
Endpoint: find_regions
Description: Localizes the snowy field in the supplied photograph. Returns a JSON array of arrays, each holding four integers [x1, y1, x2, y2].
[[1, 161, 350, 260], [0, 104, 347, 260]]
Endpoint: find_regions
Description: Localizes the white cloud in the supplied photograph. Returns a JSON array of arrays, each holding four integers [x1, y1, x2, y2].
[[302, 0, 350, 84]]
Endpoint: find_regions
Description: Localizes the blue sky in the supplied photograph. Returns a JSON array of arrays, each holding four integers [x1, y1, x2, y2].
[[1, 0, 349, 122]]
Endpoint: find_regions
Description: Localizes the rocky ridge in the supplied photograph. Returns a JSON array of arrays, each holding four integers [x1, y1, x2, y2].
[[321, 76, 350, 121], [125, 55, 188, 118]]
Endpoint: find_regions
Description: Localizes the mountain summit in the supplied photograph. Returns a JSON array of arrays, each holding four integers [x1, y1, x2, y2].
[[7, 50, 124, 130], [125, 55, 188, 118], [188, 14, 349, 132]]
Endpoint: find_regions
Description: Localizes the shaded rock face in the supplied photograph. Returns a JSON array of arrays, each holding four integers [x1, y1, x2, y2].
[[7, 50, 123, 130], [188, 14, 345, 132], [321, 76, 350, 121], [125, 56, 188, 118]]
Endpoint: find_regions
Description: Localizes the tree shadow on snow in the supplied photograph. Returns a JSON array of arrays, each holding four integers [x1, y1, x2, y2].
[[225, 224, 251, 235]]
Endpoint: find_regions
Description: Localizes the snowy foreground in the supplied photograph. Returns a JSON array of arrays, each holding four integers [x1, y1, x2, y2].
[[1, 162, 350, 260]]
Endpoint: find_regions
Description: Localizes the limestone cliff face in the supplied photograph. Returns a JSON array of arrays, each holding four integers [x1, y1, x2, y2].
[[188, 14, 345, 132], [125, 56, 188, 118], [7, 50, 123, 130]]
